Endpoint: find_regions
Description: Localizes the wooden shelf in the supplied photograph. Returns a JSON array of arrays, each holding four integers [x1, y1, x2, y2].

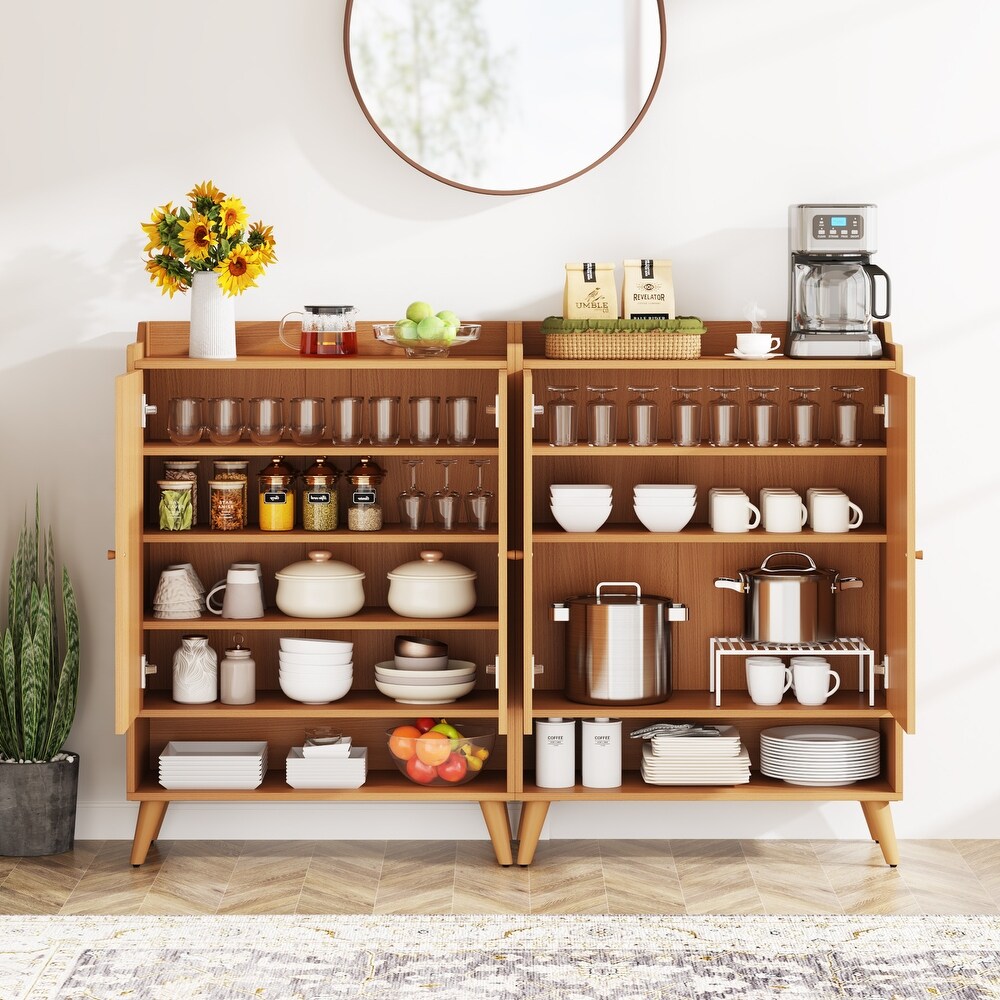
[[142, 608, 501, 631], [131, 768, 509, 801], [532, 524, 888, 544], [145, 443, 500, 457], [524, 357, 896, 371], [520, 772, 898, 801], [529, 690, 890, 719], [137, 357, 508, 371], [140, 689, 500, 718], [532, 442, 887, 457], [145, 526, 500, 544]]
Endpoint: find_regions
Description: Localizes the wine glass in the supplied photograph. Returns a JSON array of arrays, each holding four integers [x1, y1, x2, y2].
[[708, 386, 740, 447], [432, 459, 461, 530], [397, 459, 427, 531], [670, 386, 702, 447], [747, 386, 779, 447], [832, 385, 864, 447], [546, 385, 578, 446], [586, 385, 618, 447], [627, 385, 659, 446], [789, 386, 821, 447], [464, 458, 495, 531]]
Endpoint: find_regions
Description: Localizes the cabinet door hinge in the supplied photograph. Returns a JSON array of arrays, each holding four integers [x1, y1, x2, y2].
[[140, 394, 158, 428], [530, 395, 545, 428], [140, 654, 157, 689], [486, 655, 501, 690], [873, 393, 890, 427], [874, 655, 889, 689]]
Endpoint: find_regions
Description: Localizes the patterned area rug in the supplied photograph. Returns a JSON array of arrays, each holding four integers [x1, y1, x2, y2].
[[3, 914, 1000, 999]]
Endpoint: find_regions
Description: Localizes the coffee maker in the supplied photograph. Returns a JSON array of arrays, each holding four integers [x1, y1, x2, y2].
[[787, 203, 890, 358]]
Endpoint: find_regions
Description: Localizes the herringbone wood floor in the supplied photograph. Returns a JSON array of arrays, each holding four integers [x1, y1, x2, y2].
[[3, 839, 1000, 915]]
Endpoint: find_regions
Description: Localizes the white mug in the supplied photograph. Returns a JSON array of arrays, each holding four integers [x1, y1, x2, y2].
[[762, 492, 808, 533], [746, 657, 792, 706], [735, 333, 782, 357], [792, 662, 842, 706], [810, 492, 864, 533], [710, 492, 761, 533], [207, 568, 265, 619]]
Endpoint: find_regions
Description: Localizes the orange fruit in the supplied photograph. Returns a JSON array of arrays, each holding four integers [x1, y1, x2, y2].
[[388, 725, 422, 761], [415, 730, 452, 766]]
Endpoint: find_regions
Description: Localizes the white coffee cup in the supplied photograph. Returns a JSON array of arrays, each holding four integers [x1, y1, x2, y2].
[[810, 492, 863, 533], [792, 661, 842, 706], [746, 657, 792, 706], [710, 492, 761, 533], [735, 333, 782, 357], [207, 568, 265, 619], [762, 491, 808, 533]]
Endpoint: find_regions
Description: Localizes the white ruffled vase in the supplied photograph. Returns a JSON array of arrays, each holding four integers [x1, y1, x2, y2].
[[188, 271, 236, 359]]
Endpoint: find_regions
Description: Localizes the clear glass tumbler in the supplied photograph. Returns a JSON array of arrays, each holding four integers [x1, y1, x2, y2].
[[167, 397, 205, 446], [289, 397, 326, 446], [627, 385, 659, 446], [330, 396, 364, 446], [445, 395, 478, 446], [206, 397, 243, 445], [670, 386, 702, 447], [546, 385, 578, 447], [747, 387, 779, 447], [369, 395, 400, 446], [248, 397, 285, 446], [788, 386, 821, 447], [409, 395, 440, 446], [586, 385, 618, 447]]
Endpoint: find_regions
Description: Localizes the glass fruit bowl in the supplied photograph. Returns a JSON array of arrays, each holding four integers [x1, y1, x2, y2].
[[386, 723, 495, 786], [373, 323, 481, 358]]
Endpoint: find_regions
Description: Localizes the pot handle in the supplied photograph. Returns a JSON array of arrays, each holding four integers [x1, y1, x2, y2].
[[836, 577, 864, 591], [596, 581, 641, 602], [714, 577, 747, 593], [759, 551, 817, 573]]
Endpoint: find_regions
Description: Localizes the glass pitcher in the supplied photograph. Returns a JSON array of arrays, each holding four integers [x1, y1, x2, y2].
[[279, 305, 358, 356], [793, 260, 890, 333]]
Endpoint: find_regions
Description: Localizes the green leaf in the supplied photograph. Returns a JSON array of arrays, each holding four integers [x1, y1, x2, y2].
[[19, 622, 40, 759], [45, 568, 79, 760], [0, 629, 17, 759], [29, 584, 52, 759]]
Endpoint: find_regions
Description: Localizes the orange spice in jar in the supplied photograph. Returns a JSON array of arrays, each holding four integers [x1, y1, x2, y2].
[[208, 479, 244, 531], [213, 460, 249, 527], [257, 457, 296, 531]]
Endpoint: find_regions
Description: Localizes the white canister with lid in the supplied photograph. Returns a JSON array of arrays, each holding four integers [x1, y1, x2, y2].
[[581, 717, 622, 788], [220, 641, 256, 705], [386, 550, 477, 618], [535, 718, 576, 788]]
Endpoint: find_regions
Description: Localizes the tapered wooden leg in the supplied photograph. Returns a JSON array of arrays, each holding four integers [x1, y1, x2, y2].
[[151, 804, 169, 843], [515, 800, 550, 866], [861, 801, 898, 866], [130, 800, 169, 866], [479, 801, 514, 866]]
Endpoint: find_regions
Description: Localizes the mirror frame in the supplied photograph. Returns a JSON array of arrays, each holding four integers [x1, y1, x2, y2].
[[343, 0, 667, 196]]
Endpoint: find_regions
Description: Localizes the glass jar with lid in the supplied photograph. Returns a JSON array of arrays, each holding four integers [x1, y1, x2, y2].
[[157, 479, 194, 531], [346, 456, 385, 532], [163, 460, 200, 525], [213, 460, 249, 526], [257, 457, 297, 531], [301, 457, 340, 531], [208, 479, 245, 531], [220, 637, 256, 705]]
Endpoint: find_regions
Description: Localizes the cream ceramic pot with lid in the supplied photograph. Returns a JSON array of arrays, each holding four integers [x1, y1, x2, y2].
[[387, 550, 477, 618], [275, 550, 365, 618]]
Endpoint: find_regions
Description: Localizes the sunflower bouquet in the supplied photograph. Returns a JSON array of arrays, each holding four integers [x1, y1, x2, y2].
[[141, 181, 276, 297]]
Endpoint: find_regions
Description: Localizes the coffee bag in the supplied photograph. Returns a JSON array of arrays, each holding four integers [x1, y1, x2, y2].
[[564, 262, 618, 321], [622, 259, 675, 320]]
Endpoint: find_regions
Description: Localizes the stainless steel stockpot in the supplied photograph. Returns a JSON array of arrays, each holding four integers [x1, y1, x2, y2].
[[714, 551, 862, 643], [552, 582, 688, 706]]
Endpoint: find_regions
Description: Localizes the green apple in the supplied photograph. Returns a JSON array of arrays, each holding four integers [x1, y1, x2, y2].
[[416, 315, 446, 340], [406, 301, 434, 323], [440, 323, 457, 343], [436, 309, 460, 327], [430, 720, 462, 741], [394, 318, 419, 341]]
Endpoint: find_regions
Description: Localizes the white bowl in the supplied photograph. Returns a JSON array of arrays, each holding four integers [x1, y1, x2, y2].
[[633, 501, 697, 512], [277, 649, 354, 666], [548, 497, 614, 507], [376, 660, 476, 683], [634, 484, 696, 494], [550, 504, 612, 532], [374, 677, 477, 704], [279, 637, 354, 654], [279, 662, 353, 677], [550, 484, 612, 494], [634, 507, 696, 533], [279, 672, 352, 704], [393, 653, 450, 671]]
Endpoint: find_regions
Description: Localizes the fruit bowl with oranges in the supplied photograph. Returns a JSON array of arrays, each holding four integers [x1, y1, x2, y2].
[[374, 301, 481, 358], [387, 718, 494, 786]]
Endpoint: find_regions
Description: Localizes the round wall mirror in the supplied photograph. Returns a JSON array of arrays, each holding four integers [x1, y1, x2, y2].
[[344, 0, 666, 195]]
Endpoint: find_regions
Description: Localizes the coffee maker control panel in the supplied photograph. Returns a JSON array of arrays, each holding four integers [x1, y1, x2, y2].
[[792, 203, 877, 254], [812, 214, 864, 240]]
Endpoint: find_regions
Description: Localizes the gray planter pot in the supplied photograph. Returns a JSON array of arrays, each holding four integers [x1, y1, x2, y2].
[[0, 752, 79, 856]]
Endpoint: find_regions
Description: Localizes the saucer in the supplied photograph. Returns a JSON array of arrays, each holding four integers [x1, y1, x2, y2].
[[726, 351, 781, 360]]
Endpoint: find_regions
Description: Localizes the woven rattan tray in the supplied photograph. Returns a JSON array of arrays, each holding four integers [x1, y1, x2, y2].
[[541, 317, 706, 360]]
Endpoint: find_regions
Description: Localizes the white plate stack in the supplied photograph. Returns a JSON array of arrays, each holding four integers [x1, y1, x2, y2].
[[549, 484, 613, 533], [759, 725, 881, 786], [640, 725, 750, 785], [158, 741, 267, 789], [286, 745, 368, 789], [632, 484, 697, 533], [374, 659, 477, 704]]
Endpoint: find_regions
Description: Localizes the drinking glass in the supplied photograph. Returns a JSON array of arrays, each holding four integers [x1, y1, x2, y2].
[[369, 395, 400, 446], [832, 385, 864, 447], [464, 458, 495, 531], [330, 396, 364, 446], [289, 397, 326, 446], [397, 459, 427, 531], [586, 385, 618, 447], [747, 386, 779, 447], [248, 397, 285, 445], [446, 395, 478, 446], [546, 385, 578, 447], [670, 386, 702, 447], [409, 395, 440, 446], [788, 386, 820, 447], [431, 458, 461, 530], [708, 386, 740, 447], [206, 397, 243, 445], [167, 397, 205, 445], [627, 385, 659, 446]]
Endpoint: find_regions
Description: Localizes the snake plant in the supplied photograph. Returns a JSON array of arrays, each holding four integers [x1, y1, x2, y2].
[[0, 497, 79, 762]]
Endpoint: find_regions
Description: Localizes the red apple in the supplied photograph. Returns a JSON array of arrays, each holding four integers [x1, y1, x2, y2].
[[406, 755, 437, 784], [437, 752, 469, 783], [414, 717, 436, 734]]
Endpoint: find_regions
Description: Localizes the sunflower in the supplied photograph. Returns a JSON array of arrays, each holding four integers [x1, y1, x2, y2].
[[219, 196, 248, 237], [140, 203, 175, 252], [145, 254, 186, 298], [178, 212, 217, 261], [188, 180, 225, 204], [216, 243, 263, 296], [247, 220, 277, 266]]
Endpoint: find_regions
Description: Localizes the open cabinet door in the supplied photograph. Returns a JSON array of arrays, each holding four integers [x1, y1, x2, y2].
[[522, 369, 535, 734], [884, 369, 916, 733], [114, 371, 144, 735]]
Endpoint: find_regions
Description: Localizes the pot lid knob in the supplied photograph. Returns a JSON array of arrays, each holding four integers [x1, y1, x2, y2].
[[419, 550, 444, 563], [308, 550, 333, 563]]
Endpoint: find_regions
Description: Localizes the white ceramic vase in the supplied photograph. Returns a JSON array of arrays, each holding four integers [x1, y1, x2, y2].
[[172, 635, 218, 704], [188, 271, 236, 359]]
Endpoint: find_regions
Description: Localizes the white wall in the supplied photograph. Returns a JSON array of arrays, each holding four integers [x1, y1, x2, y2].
[[1, 0, 996, 841]]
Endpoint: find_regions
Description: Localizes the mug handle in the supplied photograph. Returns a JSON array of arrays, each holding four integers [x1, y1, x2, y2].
[[278, 311, 303, 353], [827, 671, 842, 696], [747, 501, 761, 529], [798, 502, 808, 526], [847, 501, 864, 529], [782, 668, 793, 694], [768, 336, 782, 353], [205, 582, 226, 615]]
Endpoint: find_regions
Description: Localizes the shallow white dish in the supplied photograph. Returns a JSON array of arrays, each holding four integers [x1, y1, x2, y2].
[[761, 725, 879, 745], [725, 351, 781, 360], [373, 677, 477, 704], [279, 637, 354, 654], [158, 777, 265, 790], [160, 741, 267, 761], [376, 659, 475, 679]]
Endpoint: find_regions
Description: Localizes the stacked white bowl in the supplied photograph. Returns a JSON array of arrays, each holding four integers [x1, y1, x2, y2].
[[633, 484, 697, 533], [278, 637, 353, 704], [550, 484, 613, 533], [374, 658, 477, 705]]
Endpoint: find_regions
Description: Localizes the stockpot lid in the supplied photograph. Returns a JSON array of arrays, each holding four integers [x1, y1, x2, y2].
[[387, 549, 477, 582], [561, 582, 673, 606], [275, 550, 365, 581], [742, 551, 836, 581]]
